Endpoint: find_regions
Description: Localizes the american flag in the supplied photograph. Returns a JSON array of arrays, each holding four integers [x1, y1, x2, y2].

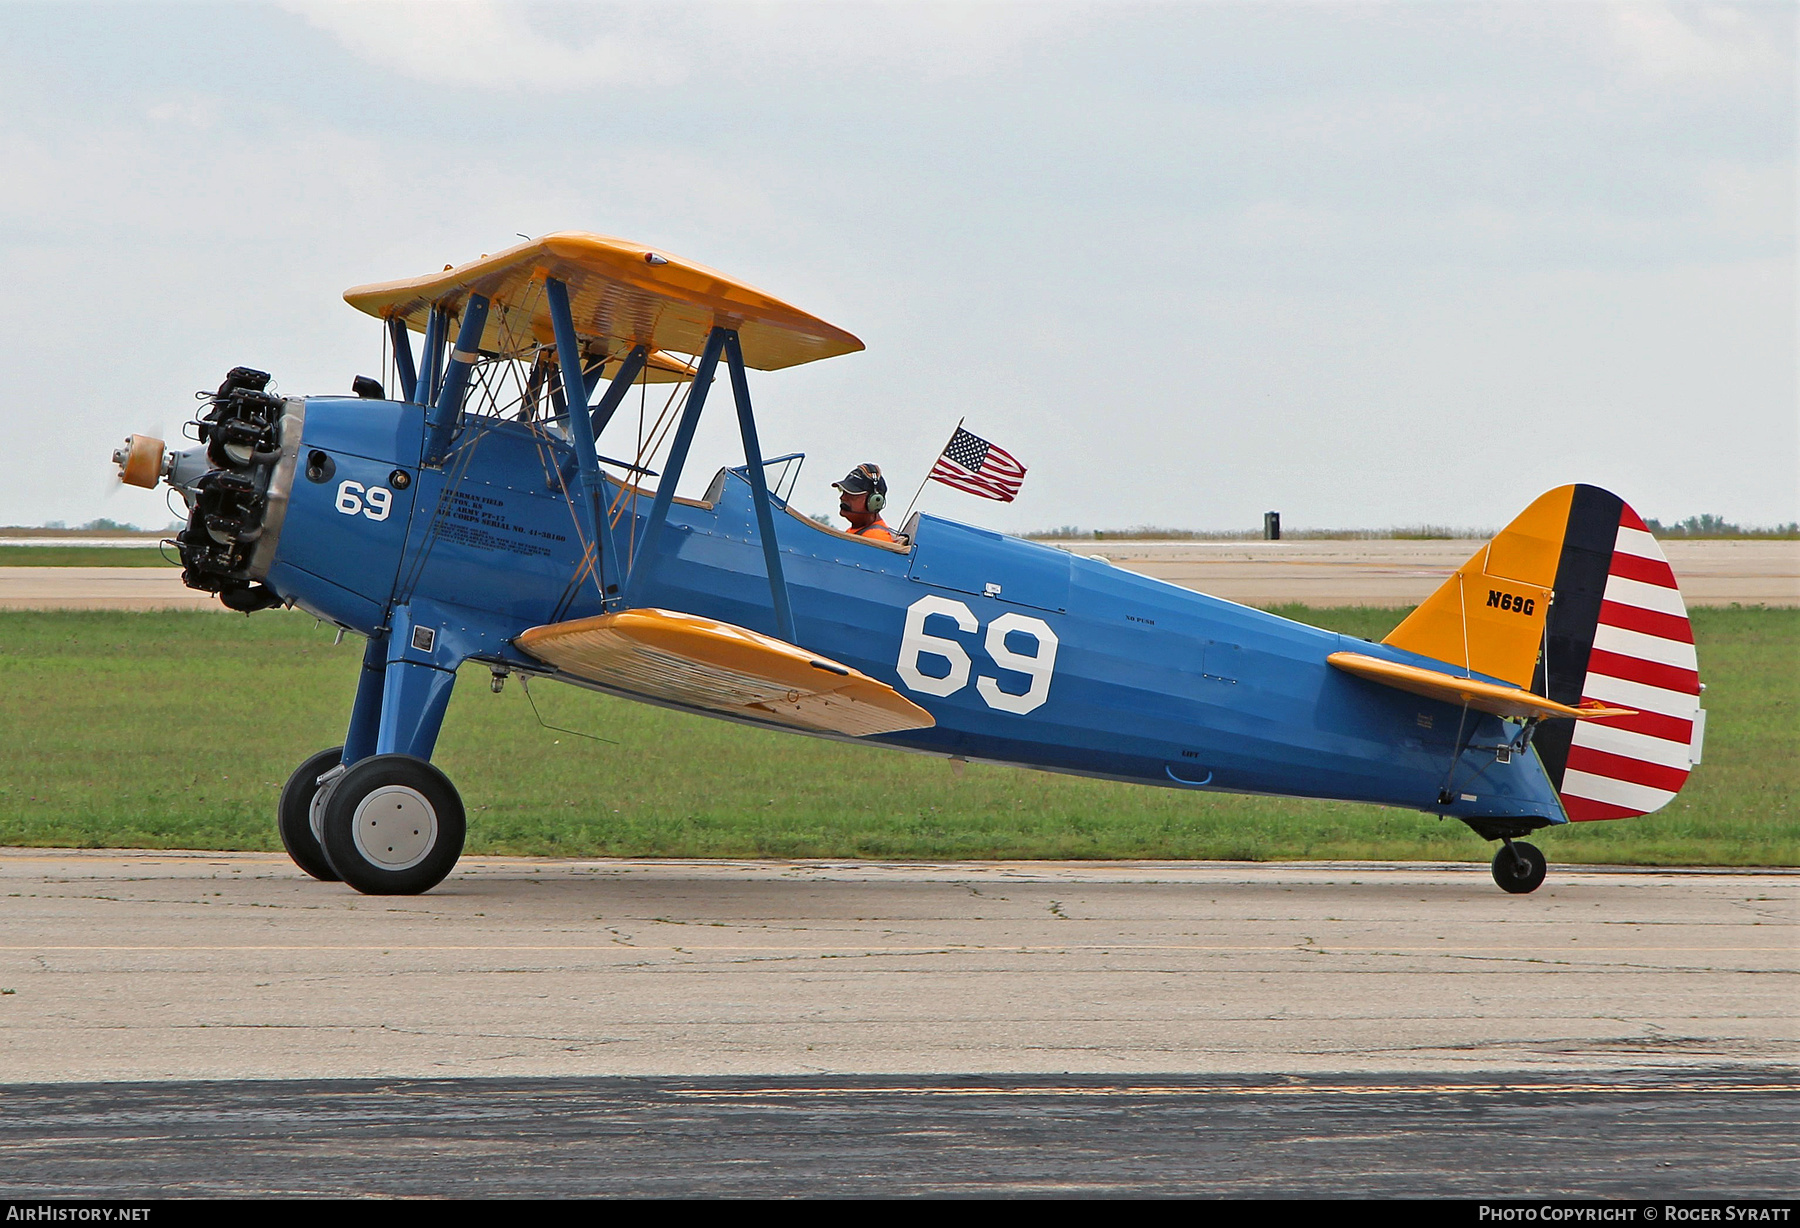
[[928, 426, 1026, 502]]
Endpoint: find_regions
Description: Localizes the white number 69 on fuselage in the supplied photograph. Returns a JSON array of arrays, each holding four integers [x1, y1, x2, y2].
[[896, 594, 1058, 714]]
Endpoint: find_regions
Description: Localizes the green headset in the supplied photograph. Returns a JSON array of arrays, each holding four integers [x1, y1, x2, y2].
[[844, 463, 887, 514]]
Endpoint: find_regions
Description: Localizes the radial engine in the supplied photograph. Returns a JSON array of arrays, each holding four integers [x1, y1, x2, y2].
[[112, 366, 301, 612]]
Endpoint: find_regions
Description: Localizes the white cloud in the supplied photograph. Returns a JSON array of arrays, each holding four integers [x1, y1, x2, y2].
[[283, 0, 688, 90], [145, 96, 219, 129], [1698, 158, 1796, 246], [1607, 1, 1789, 81], [0, 0, 1791, 528], [283, 0, 1085, 92]]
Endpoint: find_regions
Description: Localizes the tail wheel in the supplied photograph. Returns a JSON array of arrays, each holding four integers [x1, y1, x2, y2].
[[1491, 840, 1548, 894], [277, 746, 346, 882], [319, 754, 465, 896]]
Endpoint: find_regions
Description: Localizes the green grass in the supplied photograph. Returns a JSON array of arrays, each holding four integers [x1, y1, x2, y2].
[[0, 607, 1792, 864], [0, 547, 174, 567]]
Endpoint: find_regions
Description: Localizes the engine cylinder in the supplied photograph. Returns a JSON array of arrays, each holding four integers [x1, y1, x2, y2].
[[166, 367, 301, 613]]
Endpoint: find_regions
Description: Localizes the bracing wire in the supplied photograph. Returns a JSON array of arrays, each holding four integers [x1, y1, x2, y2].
[[598, 366, 693, 588], [519, 675, 616, 745], [609, 373, 688, 523], [614, 362, 697, 574], [629, 369, 650, 568], [1458, 568, 1473, 679], [1439, 702, 1474, 801], [541, 420, 607, 620], [1539, 590, 1555, 698], [393, 421, 492, 605], [507, 401, 600, 620]]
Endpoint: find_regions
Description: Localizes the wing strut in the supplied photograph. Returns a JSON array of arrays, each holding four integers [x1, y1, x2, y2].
[[386, 316, 418, 404], [425, 294, 489, 464], [623, 327, 725, 610], [619, 325, 798, 644], [724, 331, 796, 644], [589, 345, 648, 440], [544, 277, 621, 604], [417, 305, 446, 407]]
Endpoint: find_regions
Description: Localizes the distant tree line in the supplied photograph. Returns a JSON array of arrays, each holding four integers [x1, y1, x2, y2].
[[1643, 515, 1798, 539], [1029, 517, 1799, 541], [10, 518, 182, 534], [1027, 524, 1489, 541]]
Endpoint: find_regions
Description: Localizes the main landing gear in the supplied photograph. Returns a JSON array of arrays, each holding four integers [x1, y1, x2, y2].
[[278, 748, 466, 895], [1491, 839, 1548, 894], [279, 612, 470, 894]]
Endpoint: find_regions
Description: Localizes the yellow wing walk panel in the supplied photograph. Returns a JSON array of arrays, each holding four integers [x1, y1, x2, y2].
[[516, 609, 934, 738], [1326, 652, 1633, 723], [345, 232, 865, 373], [1380, 486, 1575, 689]]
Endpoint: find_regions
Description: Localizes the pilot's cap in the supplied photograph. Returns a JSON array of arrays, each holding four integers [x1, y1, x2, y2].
[[833, 464, 887, 497]]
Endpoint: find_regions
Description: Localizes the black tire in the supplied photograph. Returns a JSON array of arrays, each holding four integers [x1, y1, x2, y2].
[[1492, 840, 1548, 894], [319, 754, 465, 896], [277, 746, 346, 882]]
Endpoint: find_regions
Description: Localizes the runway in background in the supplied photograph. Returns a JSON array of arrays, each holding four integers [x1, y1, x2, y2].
[[2, 539, 1794, 609]]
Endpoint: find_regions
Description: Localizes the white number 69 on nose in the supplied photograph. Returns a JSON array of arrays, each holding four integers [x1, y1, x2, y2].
[[334, 480, 393, 522]]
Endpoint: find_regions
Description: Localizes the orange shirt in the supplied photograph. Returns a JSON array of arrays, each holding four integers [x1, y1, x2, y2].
[[850, 519, 897, 543]]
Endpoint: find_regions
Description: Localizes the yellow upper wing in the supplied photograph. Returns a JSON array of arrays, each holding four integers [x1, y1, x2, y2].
[[516, 608, 933, 738], [344, 232, 864, 373]]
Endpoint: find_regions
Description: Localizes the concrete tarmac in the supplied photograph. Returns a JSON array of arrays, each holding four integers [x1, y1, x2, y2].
[[3, 852, 1793, 1083], [2, 538, 1794, 609], [4, 1071, 1794, 1197]]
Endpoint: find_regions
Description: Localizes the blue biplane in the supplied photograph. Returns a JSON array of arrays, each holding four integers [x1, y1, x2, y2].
[[114, 233, 1706, 896]]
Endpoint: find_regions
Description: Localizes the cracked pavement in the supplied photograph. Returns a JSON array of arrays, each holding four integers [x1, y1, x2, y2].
[[1, 850, 1794, 1081]]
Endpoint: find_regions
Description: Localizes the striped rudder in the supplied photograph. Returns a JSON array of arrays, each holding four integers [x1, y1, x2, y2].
[[1530, 489, 1703, 821]]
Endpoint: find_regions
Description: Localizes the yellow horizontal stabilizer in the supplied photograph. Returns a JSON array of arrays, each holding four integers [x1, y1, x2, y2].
[[1327, 652, 1635, 722], [516, 609, 933, 737], [345, 232, 864, 373]]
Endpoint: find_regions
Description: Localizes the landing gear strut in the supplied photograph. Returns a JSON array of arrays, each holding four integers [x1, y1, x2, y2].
[[1491, 839, 1548, 894], [1462, 818, 1553, 895]]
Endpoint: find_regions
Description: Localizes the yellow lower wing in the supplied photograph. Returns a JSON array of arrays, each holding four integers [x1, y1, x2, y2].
[[1327, 652, 1634, 722], [516, 609, 934, 737]]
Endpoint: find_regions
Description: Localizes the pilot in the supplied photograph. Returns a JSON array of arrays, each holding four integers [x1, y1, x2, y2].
[[833, 463, 897, 543]]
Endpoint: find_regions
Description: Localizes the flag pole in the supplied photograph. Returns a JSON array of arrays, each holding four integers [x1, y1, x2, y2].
[[900, 417, 960, 533]]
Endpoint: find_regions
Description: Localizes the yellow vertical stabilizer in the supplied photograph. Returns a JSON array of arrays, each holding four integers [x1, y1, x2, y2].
[[1380, 486, 1575, 688]]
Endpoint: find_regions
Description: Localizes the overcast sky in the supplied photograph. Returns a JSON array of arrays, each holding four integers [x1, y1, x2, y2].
[[2, 0, 1793, 534]]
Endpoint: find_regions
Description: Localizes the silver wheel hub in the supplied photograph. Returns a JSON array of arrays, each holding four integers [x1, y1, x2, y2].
[[309, 764, 347, 845], [351, 785, 438, 871]]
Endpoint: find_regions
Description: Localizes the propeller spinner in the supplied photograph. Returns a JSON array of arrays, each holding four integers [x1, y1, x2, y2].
[[112, 434, 166, 489]]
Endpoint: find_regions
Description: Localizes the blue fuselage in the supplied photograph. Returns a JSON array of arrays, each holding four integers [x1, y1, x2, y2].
[[265, 397, 1566, 827]]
